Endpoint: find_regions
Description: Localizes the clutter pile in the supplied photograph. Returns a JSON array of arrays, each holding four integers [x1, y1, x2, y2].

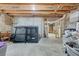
[[63, 29, 79, 56]]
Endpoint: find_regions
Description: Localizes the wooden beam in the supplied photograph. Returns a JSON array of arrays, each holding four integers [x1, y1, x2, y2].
[[56, 10, 70, 13], [8, 13, 63, 17], [0, 3, 77, 10], [0, 10, 2, 13], [0, 3, 78, 6], [2, 10, 70, 14]]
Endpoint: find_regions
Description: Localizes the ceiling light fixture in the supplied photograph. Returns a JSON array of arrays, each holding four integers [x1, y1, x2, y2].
[[32, 5, 36, 14], [32, 5, 36, 10]]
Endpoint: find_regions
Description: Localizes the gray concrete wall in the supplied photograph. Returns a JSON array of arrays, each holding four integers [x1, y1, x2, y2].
[[12, 17, 44, 37]]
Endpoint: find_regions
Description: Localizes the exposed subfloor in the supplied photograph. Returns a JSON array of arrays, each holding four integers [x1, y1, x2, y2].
[[6, 38, 65, 56]]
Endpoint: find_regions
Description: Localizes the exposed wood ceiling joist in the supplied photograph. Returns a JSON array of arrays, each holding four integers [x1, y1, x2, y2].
[[8, 13, 63, 17], [1, 10, 70, 14], [0, 3, 78, 6], [0, 4, 77, 10], [0, 3, 78, 17], [0, 10, 69, 17]]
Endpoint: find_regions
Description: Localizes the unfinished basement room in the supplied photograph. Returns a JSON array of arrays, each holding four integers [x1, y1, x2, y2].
[[0, 3, 79, 56]]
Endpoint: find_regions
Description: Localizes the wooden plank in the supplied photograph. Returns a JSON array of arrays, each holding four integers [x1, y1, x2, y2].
[[8, 13, 63, 17], [2, 10, 69, 14], [0, 3, 78, 6], [0, 3, 77, 10]]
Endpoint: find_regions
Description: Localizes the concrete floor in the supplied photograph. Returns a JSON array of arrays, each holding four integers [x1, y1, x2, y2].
[[6, 38, 65, 56]]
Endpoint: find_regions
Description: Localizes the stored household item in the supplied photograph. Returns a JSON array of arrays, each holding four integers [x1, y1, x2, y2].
[[0, 42, 7, 56], [0, 32, 11, 41], [13, 26, 39, 43], [65, 42, 79, 56]]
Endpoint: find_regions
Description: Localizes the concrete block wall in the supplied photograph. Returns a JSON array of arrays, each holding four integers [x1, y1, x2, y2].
[[0, 14, 11, 32]]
